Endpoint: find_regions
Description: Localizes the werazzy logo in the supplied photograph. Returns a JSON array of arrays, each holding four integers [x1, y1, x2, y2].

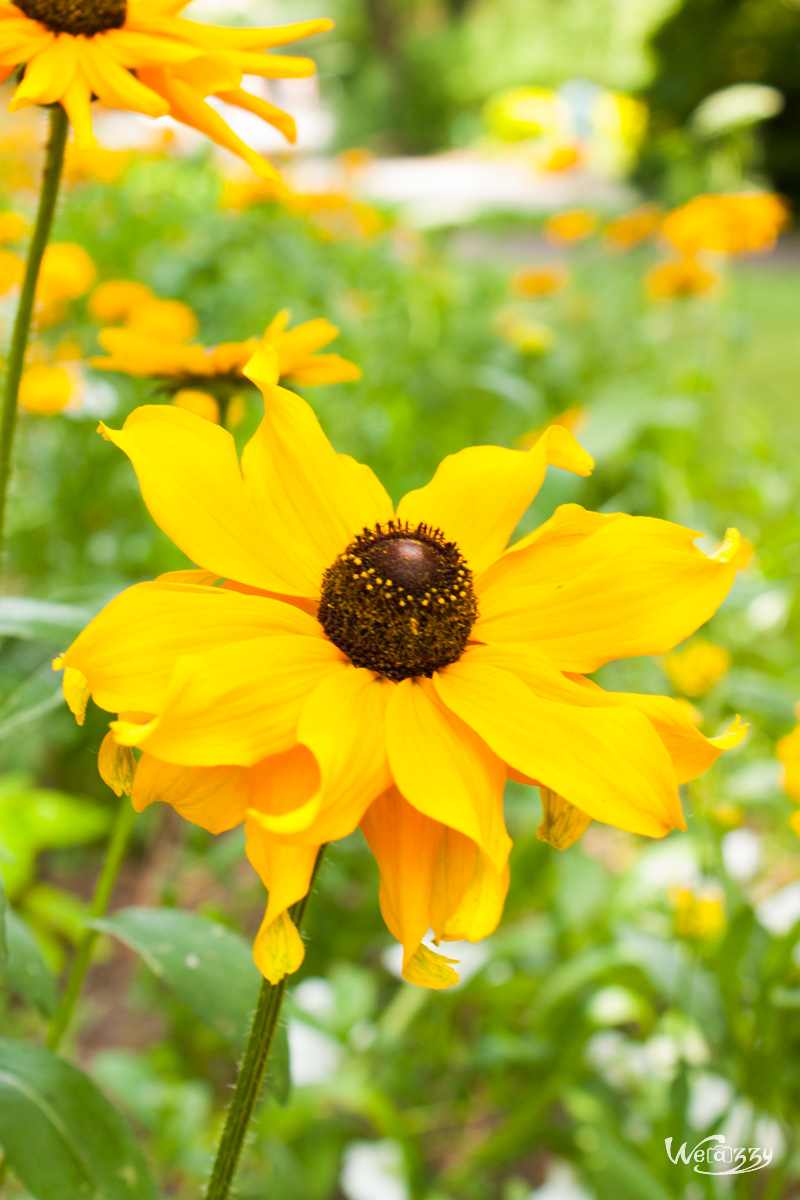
[[666, 1135, 772, 1176]]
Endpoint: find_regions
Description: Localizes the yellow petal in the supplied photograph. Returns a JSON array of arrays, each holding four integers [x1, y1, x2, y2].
[[60, 73, 96, 149], [117, 635, 346, 766], [252, 909, 305, 985], [434, 657, 684, 838], [537, 787, 592, 849], [98, 732, 136, 797], [99, 406, 316, 595], [386, 678, 510, 873], [777, 725, 800, 801], [216, 87, 296, 143], [240, 360, 393, 586], [61, 580, 320, 715], [248, 666, 392, 842], [360, 786, 444, 969], [430, 829, 509, 943], [396, 425, 593, 576], [475, 503, 625, 591], [61, 666, 90, 726], [9, 35, 77, 110], [246, 814, 320, 927], [131, 752, 249, 833], [402, 943, 460, 990], [474, 514, 737, 672], [78, 37, 169, 118]]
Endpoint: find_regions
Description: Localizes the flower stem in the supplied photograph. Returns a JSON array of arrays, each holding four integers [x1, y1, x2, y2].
[[204, 846, 327, 1200], [0, 103, 68, 573], [47, 798, 137, 1052]]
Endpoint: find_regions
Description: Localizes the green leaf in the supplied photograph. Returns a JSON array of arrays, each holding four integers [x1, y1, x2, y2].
[[0, 873, 7, 962], [0, 1038, 157, 1200], [0, 908, 57, 1016], [92, 907, 260, 1051], [0, 597, 94, 645]]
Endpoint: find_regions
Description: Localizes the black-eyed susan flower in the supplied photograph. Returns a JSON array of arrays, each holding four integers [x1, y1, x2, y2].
[[645, 256, 719, 300], [544, 209, 597, 244], [91, 308, 362, 392], [56, 347, 746, 990], [603, 204, 661, 250], [0, 1, 332, 179]]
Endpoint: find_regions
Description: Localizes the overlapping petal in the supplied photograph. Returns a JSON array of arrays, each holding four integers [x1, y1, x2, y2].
[[131, 753, 249, 834], [474, 513, 737, 671], [396, 425, 593, 575]]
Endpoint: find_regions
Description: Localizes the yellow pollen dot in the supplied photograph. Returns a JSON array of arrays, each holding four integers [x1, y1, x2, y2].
[[352, 573, 360, 580], [368, 567, 375, 574], [366, 584, 374, 591], [459, 591, 467, 598], [385, 580, 393, 587], [376, 578, 383, 585], [421, 599, 429, 606], [353, 557, 362, 565], [399, 600, 406, 607]]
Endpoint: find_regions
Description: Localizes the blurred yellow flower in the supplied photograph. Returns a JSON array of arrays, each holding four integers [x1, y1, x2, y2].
[[661, 193, 790, 256], [89, 280, 155, 324], [56, 347, 744, 988], [777, 723, 800, 801], [91, 307, 361, 390], [494, 310, 555, 356], [645, 256, 718, 300], [64, 145, 131, 186], [0, 1, 332, 179], [0, 211, 28, 243], [484, 86, 569, 143], [604, 204, 661, 250], [708, 802, 743, 831], [0, 247, 25, 294], [545, 209, 598, 244], [511, 264, 570, 298], [34, 241, 97, 325], [125, 298, 199, 343], [671, 885, 727, 939], [18, 362, 72, 414], [664, 638, 731, 696], [173, 389, 220, 425], [542, 144, 582, 173]]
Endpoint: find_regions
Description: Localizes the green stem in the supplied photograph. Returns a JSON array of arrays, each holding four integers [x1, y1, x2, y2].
[[0, 102, 68, 575], [204, 846, 327, 1200], [47, 798, 137, 1052]]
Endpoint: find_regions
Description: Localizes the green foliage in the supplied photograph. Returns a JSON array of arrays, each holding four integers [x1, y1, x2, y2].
[[0, 907, 57, 1017], [0, 1039, 157, 1200]]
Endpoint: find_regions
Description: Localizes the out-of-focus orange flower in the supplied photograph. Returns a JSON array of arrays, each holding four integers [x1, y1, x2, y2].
[[18, 363, 73, 415], [544, 209, 597, 244], [661, 193, 790, 256], [89, 281, 156, 325], [604, 204, 661, 249], [0, 212, 28, 244], [511, 264, 570, 298], [64, 146, 132, 186], [35, 242, 97, 325], [664, 638, 731, 697], [645, 256, 718, 300]]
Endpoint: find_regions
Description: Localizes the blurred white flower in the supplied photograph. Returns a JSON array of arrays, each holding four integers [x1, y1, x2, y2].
[[757, 882, 800, 936], [288, 1020, 342, 1087], [722, 828, 762, 882], [340, 1139, 409, 1200]]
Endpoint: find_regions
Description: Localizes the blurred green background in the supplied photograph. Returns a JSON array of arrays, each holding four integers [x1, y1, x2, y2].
[[2, 0, 800, 1198]]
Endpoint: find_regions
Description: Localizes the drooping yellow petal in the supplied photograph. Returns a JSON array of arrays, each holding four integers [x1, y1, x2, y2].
[[61, 665, 90, 725], [131, 752, 249, 833], [216, 87, 296, 143], [252, 908, 305, 985], [385, 678, 510, 873], [61, 581, 320, 715], [60, 73, 96, 149], [99, 406, 318, 596], [98, 732, 136, 797], [474, 515, 737, 672], [402, 943, 459, 990], [9, 34, 77, 110], [536, 787, 591, 849], [248, 666, 391, 843], [430, 829, 510, 943], [114, 635, 346, 766], [241, 349, 394, 587], [434, 658, 684, 838], [78, 37, 170, 117], [396, 425, 593, 576], [466, 641, 744, 786], [245, 813, 321, 977]]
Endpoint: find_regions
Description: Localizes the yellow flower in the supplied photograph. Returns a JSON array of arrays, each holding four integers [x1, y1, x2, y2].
[[0, 211, 28, 243], [64, 144, 131, 185], [124, 297, 198, 343], [664, 638, 731, 697], [494, 309, 555, 356], [671, 885, 726, 939], [88, 279, 155, 324], [91, 308, 362, 390], [34, 240, 97, 325], [517, 408, 584, 451], [18, 362, 73, 413], [777, 723, 800, 802], [511, 265, 570, 298], [661, 193, 790, 256], [0, 247, 25, 294], [57, 347, 746, 989], [604, 204, 661, 250], [0, 0, 332, 179], [544, 209, 598, 244], [173, 389, 220, 424], [542, 143, 582, 173], [645, 256, 718, 300]]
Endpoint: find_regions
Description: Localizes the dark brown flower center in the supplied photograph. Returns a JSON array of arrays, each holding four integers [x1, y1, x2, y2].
[[319, 521, 478, 681], [15, 0, 126, 35]]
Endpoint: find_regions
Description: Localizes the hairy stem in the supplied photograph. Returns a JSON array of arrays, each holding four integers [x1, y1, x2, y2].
[[204, 847, 327, 1200], [0, 103, 68, 572], [47, 798, 137, 1052]]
